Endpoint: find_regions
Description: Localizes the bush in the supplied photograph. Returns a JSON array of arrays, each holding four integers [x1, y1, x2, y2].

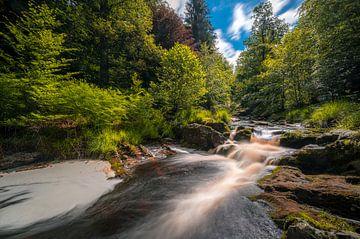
[[286, 107, 314, 122], [174, 108, 231, 126]]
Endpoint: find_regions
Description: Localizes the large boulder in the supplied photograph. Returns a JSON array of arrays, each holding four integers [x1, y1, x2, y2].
[[278, 133, 360, 175], [175, 123, 226, 150], [257, 167, 360, 238], [232, 126, 253, 141], [280, 130, 357, 149], [205, 122, 230, 134]]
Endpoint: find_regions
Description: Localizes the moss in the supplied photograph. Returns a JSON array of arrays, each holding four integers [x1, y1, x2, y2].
[[109, 157, 127, 177], [286, 211, 354, 232], [258, 166, 282, 185]]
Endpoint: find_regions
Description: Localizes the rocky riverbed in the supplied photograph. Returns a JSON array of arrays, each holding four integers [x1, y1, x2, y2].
[[1, 118, 360, 239]]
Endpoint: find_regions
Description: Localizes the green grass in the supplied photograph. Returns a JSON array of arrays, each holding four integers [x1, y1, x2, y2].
[[308, 101, 360, 129], [176, 108, 232, 125], [285, 107, 314, 123]]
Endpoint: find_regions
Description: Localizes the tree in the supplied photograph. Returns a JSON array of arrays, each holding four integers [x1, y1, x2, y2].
[[234, 1, 288, 115], [0, 2, 69, 78], [236, 1, 288, 81], [300, 0, 360, 98], [260, 27, 318, 114], [151, 43, 206, 115], [151, 3, 195, 50], [199, 44, 235, 110], [185, 0, 216, 50], [0, 2, 70, 120], [53, 0, 162, 88]]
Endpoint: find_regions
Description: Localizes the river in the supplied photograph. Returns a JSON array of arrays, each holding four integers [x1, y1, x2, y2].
[[0, 121, 296, 239]]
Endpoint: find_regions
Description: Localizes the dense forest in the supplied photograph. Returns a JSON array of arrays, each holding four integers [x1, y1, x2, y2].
[[0, 0, 359, 161]]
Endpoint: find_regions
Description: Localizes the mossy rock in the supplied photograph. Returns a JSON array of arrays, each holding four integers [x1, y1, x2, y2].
[[205, 122, 230, 134], [233, 127, 253, 141], [279, 135, 360, 175], [175, 123, 227, 150], [280, 131, 318, 149]]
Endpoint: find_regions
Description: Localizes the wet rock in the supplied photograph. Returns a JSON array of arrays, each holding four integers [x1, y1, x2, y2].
[[258, 167, 360, 221], [257, 167, 360, 239], [280, 130, 359, 149], [205, 122, 230, 134], [278, 134, 360, 176], [0, 152, 42, 171], [175, 123, 226, 150], [316, 133, 340, 145], [280, 131, 318, 149], [233, 127, 253, 141], [287, 220, 334, 239]]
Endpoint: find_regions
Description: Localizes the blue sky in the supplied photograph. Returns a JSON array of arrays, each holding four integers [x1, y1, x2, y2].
[[166, 0, 303, 65]]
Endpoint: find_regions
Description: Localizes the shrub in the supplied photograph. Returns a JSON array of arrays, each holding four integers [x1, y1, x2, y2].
[[87, 129, 127, 155], [214, 109, 231, 123], [174, 108, 231, 126], [285, 107, 314, 122]]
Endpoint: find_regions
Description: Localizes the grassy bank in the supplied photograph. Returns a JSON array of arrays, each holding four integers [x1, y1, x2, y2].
[[281, 100, 360, 130]]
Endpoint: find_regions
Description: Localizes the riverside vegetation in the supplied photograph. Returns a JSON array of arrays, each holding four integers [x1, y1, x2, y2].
[[0, 0, 234, 166]]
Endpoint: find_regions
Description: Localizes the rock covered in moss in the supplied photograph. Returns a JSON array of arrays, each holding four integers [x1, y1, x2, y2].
[[280, 129, 359, 149], [175, 123, 226, 150], [205, 122, 230, 134], [232, 126, 253, 141], [278, 133, 360, 175], [256, 166, 360, 239]]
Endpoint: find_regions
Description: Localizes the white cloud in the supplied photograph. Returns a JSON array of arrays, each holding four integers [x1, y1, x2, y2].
[[167, 0, 188, 16], [269, 0, 290, 15], [279, 7, 300, 26], [215, 29, 242, 67], [227, 3, 253, 41]]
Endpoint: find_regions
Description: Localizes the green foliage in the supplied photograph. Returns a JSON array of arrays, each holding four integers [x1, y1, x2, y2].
[[199, 44, 235, 110], [309, 101, 360, 129], [236, 1, 288, 81], [235, 0, 360, 119], [87, 129, 128, 155], [214, 109, 231, 124], [0, 0, 235, 165], [235, 1, 289, 116], [151, 43, 207, 115], [285, 107, 314, 123], [59, 0, 162, 87], [30, 80, 128, 128], [175, 108, 231, 126], [0, 2, 70, 79], [300, 0, 360, 97]]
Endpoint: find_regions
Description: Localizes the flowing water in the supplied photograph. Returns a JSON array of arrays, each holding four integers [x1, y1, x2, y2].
[[0, 121, 295, 239]]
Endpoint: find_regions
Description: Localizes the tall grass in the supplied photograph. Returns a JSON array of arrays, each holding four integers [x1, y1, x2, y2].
[[175, 108, 231, 125], [285, 107, 314, 122], [308, 101, 360, 129]]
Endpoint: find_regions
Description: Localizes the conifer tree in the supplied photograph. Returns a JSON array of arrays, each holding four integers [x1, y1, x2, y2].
[[185, 0, 216, 50]]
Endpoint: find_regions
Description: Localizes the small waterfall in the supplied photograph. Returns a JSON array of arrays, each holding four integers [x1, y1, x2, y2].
[[122, 126, 288, 239]]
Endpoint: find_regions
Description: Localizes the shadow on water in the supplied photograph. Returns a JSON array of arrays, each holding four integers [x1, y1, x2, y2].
[[0, 191, 31, 209]]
